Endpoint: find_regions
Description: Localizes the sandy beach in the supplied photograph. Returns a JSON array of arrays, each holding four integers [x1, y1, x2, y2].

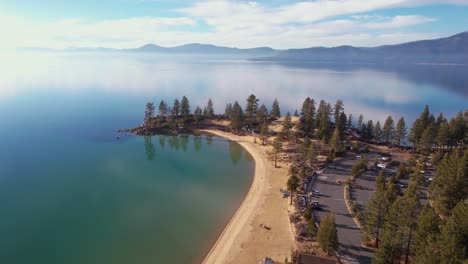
[[201, 130, 295, 264]]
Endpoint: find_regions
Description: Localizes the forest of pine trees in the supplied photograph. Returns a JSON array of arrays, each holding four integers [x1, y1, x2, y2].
[[140, 96, 467, 261]]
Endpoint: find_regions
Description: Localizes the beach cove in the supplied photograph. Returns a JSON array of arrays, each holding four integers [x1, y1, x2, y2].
[[201, 130, 296, 264]]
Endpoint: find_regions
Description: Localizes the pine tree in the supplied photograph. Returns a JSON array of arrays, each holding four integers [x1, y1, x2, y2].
[[206, 98, 215, 119], [224, 103, 232, 117], [298, 97, 315, 136], [230, 101, 244, 132], [316, 100, 332, 142], [358, 114, 364, 130], [172, 99, 180, 117], [401, 186, 421, 264], [294, 110, 299, 117], [287, 173, 300, 205], [347, 114, 353, 129], [245, 94, 259, 128], [364, 171, 387, 248], [436, 122, 450, 149], [413, 205, 441, 264], [374, 121, 383, 143], [383, 116, 395, 144], [273, 135, 283, 168], [180, 96, 190, 119], [329, 127, 344, 154], [307, 142, 317, 165], [317, 214, 339, 254], [393, 117, 407, 147], [419, 126, 433, 154], [307, 217, 318, 237], [282, 112, 293, 139], [271, 98, 281, 118], [365, 120, 374, 140], [158, 100, 168, 117], [193, 106, 203, 124], [333, 99, 344, 124], [256, 104, 268, 123], [144, 102, 155, 125], [337, 112, 347, 134], [439, 201, 468, 263], [372, 198, 405, 264], [430, 150, 468, 216], [260, 121, 269, 145]]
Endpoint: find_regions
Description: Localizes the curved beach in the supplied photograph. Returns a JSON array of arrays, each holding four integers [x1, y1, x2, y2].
[[202, 130, 295, 264]]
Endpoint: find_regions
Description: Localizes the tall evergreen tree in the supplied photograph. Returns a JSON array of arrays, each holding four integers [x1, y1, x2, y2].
[[383, 116, 395, 144], [256, 104, 268, 123], [271, 98, 281, 118], [430, 150, 468, 216], [439, 201, 468, 263], [245, 94, 259, 128], [329, 127, 345, 154], [193, 106, 203, 124], [358, 114, 364, 130], [230, 101, 244, 132], [273, 135, 283, 168], [393, 117, 407, 147], [260, 121, 269, 145], [347, 114, 353, 129], [206, 98, 215, 118], [172, 99, 180, 117], [373, 198, 405, 264], [298, 97, 315, 136], [419, 126, 434, 154], [364, 171, 387, 248], [224, 103, 232, 117], [294, 110, 299, 117], [287, 173, 300, 205], [333, 99, 344, 124], [316, 100, 332, 141], [374, 121, 383, 143], [144, 102, 155, 125], [180, 96, 191, 119], [158, 100, 168, 117], [413, 205, 441, 264], [282, 112, 293, 139], [337, 112, 347, 134], [317, 214, 339, 255]]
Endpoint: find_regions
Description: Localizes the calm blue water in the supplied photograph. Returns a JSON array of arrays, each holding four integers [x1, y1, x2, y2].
[[0, 52, 467, 263]]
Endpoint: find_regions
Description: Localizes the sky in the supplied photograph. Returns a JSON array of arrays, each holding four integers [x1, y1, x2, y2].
[[0, 0, 467, 49]]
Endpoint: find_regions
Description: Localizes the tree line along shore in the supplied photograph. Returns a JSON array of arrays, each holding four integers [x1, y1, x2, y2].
[[125, 95, 467, 264]]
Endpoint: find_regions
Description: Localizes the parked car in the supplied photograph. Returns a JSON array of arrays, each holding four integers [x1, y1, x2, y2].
[[395, 181, 406, 188], [311, 189, 321, 196], [377, 163, 386, 169], [262, 257, 274, 264], [328, 164, 337, 169], [282, 191, 290, 198], [310, 200, 320, 209]]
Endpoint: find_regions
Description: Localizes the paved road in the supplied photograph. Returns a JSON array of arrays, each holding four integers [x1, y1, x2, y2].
[[313, 155, 374, 264]]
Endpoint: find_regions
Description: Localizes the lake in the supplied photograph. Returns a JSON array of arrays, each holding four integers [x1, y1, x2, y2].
[[0, 52, 467, 263]]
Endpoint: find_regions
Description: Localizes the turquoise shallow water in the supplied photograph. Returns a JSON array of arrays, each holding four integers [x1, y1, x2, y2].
[[0, 102, 254, 264]]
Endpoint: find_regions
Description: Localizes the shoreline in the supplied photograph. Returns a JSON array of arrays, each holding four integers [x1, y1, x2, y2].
[[201, 129, 295, 264]]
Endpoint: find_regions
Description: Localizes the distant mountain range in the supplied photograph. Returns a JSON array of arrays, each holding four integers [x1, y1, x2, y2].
[[128, 43, 279, 56], [253, 31, 468, 64], [19, 31, 468, 64]]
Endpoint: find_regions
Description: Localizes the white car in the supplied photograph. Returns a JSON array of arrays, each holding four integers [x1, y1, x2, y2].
[[312, 189, 321, 196], [377, 163, 386, 169]]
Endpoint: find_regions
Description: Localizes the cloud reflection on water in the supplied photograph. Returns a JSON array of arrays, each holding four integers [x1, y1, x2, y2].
[[1, 52, 466, 123]]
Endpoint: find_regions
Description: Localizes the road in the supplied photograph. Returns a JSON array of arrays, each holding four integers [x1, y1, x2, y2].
[[313, 155, 374, 264]]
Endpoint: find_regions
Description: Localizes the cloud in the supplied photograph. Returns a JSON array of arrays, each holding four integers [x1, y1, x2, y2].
[[0, 0, 457, 49], [366, 15, 436, 29]]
